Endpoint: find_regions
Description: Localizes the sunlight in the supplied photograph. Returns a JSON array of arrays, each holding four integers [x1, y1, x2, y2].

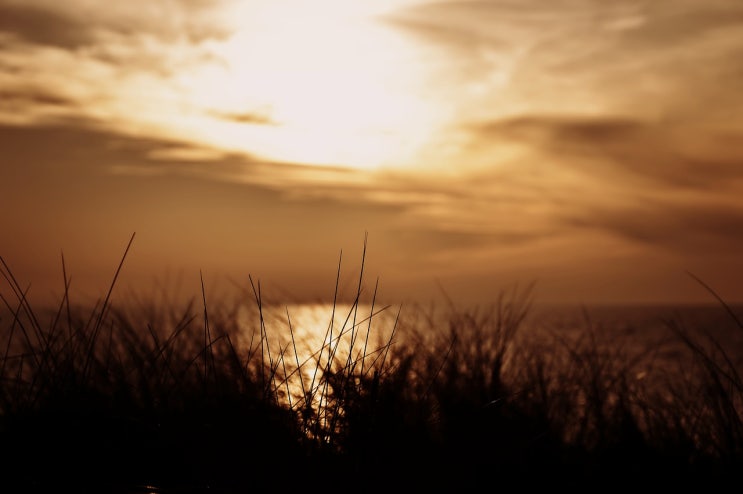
[[235, 301, 400, 422], [173, 0, 442, 170]]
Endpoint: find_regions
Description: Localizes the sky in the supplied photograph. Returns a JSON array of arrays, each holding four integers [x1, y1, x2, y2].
[[1, 0, 743, 308]]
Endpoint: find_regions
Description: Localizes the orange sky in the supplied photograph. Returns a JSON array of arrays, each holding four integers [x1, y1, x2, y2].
[[1, 0, 743, 308]]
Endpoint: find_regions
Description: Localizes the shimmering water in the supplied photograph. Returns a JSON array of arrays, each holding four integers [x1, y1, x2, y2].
[[233, 301, 743, 393], [239, 301, 743, 353], [529, 303, 743, 359]]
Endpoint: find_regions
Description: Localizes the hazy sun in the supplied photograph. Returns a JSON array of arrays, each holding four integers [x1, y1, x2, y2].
[[173, 0, 440, 171]]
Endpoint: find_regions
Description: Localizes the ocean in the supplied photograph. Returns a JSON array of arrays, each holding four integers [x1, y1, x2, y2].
[[230, 300, 743, 386]]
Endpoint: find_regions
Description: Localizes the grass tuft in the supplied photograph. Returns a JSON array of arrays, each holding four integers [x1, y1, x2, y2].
[[1, 236, 742, 492]]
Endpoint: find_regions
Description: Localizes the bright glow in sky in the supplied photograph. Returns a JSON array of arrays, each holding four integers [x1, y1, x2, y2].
[[153, 0, 445, 169], [0, 0, 445, 170]]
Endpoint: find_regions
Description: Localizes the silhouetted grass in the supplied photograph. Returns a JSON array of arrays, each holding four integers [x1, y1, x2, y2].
[[1, 234, 741, 492]]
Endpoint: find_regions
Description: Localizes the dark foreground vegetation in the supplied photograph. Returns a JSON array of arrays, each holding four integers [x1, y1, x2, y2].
[[2, 237, 742, 492]]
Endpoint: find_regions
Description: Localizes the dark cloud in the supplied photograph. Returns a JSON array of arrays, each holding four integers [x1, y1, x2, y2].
[[0, 89, 77, 110], [0, 120, 283, 199], [0, 0, 230, 50], [390, 227, 548, 254], [0, 120, 215, 168], [0, 119, 417, 220], [567, 198, 743, 255], [207, 110, 277, 126], [0, 3, 91, 48], [466, 114, 743, 259], [476, 116, 743, 189]]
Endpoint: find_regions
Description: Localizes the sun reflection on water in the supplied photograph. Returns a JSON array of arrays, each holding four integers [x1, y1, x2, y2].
[[235, 301, 401, 425]]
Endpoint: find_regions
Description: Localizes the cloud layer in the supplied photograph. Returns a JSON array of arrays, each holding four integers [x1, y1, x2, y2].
[[2, 0, 743, 305]]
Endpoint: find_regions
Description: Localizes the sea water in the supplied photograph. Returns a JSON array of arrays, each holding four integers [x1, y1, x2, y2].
[[233, 301, 743, 392]]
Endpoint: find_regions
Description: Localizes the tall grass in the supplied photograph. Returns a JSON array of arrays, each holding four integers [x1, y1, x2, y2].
[[1, 235, 742, 492]]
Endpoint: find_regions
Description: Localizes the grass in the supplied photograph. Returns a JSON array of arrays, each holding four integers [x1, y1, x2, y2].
[[1, 233, 742, 492]]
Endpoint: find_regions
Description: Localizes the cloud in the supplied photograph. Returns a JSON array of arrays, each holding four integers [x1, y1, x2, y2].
[[0, 119, 243, 178], [0, 120, 409, 273], [0, 88, 77, 110], [0, 118, 407, 207], [0, 0, 230, 48], [384, 0, 743, 124], [0, 0, 233, 125], [0, 3, 91, 48], [0, 117, 566, 281], [0, 10, 237, 146], [207, 110, 277, 126], [612, 1, 743, 47], [468, 114, 743, 257], [387, 226, 551, 263], [476, 115, 743, 188], [567, 198, 743, 256]]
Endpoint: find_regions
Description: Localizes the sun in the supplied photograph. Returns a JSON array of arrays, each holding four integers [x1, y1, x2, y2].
[[173, 0, 441, 171]]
